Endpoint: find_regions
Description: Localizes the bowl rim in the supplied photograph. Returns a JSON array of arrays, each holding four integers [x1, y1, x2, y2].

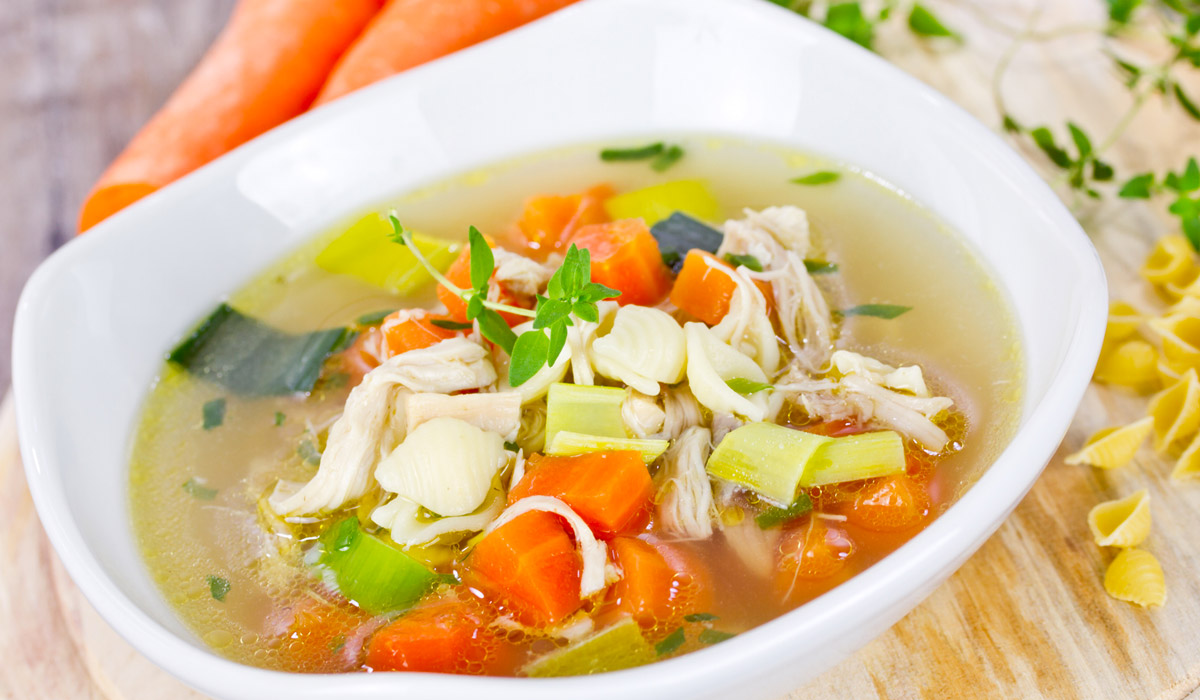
[[12, 0, 1106, 697]]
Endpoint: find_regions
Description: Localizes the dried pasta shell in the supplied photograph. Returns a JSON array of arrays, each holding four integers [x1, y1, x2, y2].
[[1093, 339, 1159, 392], [1167, 295, 1200, 317], [1166, 266, 1200, 300], [1147, 368, 1200, 452], [1142, 234, 1196, 287], [1155, 355, 1192, 386], [1104, 548, 1166, 608], [1064, 417, 1152, 469], [1171, 430, 1200, 481], [684, 321, 769, 421], [1088, 490, 1151, 547], [1104, 301, 1142, 345], [591, 305, 687, 396], [1148, 314, 1200, 366]]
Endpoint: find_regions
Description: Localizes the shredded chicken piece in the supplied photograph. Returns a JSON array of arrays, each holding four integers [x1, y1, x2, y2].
[[841, 375, 953, 451], [770, 252, 834, 371], [268, 338, 496, 516], [492, 248, 555, 299], [566, 301, 616, 385], [623, 391, 666, 439], [710, 412, 745, 446], [662, 384, 704, 441], [831, 350, 931, 397], [721, 517, 781, 580], [709, 261, 781, 375], [720, 205, 812, 265], [656, 426, 715, 540], [404, 392, 522, 442]]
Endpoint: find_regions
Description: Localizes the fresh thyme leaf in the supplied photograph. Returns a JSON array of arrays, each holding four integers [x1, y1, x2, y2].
[[1180, 158, 1200, 192], [825, 2, 875, 49], [1067, 122, 1093, 158], [1175, 83, 1200, 121], [600, 142, 665, 161], [477, 309, 517, 355], [1106, 0, 1142, 25], [355, 309, 395, 326], [1030, 127, 1072, 168], [202, 398, 226, 430], [533, 298, 573, 330], [684, 612, 719, 622], [182, 477, 218, 500], [206, 575, 231, 602], [655, 627, 686, 656], [755, 493, 814, 529], [1093, 159, 1115, 182], [841, 304, 912, 319], [298, 439, 322, 465], [509, 330, 549, 387], [1184, 216, 1200, 253], [804, 259, 839, 274], [698, 629, 735, 645], [468, 226, 494, 292], [724, 253, 764, 272], [1119, 173, 1155, 198], [726, 378, 772, 395], [651, 144, 685, 172], [430, 319, 474, 331], [791, 170, 841, 185], [466, 295, 485, 321], [504, 441, 520, 452], [1001, 113, 1023, 134], [573, 300, 600, 323], [548, 323, 569, 365], [579, 282, 620, 303], [908, 4, 960, 39], [1112, 55, 1143, 87], [274, 411, 286, 426], [386, 215, 408, 245]]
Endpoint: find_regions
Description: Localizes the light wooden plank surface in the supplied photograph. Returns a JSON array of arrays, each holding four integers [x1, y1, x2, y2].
[[3, 0, 1200, 699]]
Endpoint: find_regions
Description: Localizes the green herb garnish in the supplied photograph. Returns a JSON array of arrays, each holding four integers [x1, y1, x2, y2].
[[504, 441, 521, 452], [298, 439, 322, 465], [328, 635, 347, 654], [206, 575, 230, 602], [684, 612, 719, 622], [908, 4, 961, 40], [430, 319, 474, 331], [724, 253, 764, 272], [841, 304, 912, 319], [697, 629, 736, 645], [804, 260, 839, 274], [182, 478, 218, 501], [755, 493, 814, 529], [201, 398, 226, 430], [355, 309, 395, 326], [1120, 158, 1200, 251], [600, 142, 665, 161], [790, 171, 841, 186], [651, 144, 685, 172], [388, 217, 619, 386], [274, 411, 286, 427], [726, 378, 772, 395], [655, 627, 686, 656]]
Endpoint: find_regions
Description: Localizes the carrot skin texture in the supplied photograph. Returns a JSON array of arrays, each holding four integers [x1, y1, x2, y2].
[[78, 0, 385, 232], [315, 0, 581, 105], [365, 596, 508, 674], [569, 219, 674, 306], [381, 310, 458, 357], [514, 184, 614, 258], [507, 451, 653, 538]]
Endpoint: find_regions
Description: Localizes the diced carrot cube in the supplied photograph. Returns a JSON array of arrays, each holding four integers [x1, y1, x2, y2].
[[508, 451, 653, 538], [669, 250, 773, 325], [569, 218, 673, 306]]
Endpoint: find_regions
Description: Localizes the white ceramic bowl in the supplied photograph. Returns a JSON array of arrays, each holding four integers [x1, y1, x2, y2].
[[13, 0, 1105, 697]]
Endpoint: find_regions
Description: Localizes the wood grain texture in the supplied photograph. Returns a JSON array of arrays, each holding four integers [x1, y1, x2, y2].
[[3, 0, 1200, 698]]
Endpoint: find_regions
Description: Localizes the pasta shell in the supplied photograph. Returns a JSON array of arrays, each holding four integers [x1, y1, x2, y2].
[[1171, 430, 1200, 481], [1104, 548, 1166, 608], [1148, 314, 1200, 366], [1142, 234, 1195, 287], [684, 322, 769, 421], [1165, 266, 1200, 300], [1104, 301, 1142, 345], [1064, 417, 1152, 469], [1093, 339, 1159, 392], [375, 417, 506, 517], [1088, 489, 1151, 547], [1155, 355, 1191, 386], [591, 305, 687, 395], [1167, 295, 1200, 317], [1147, 368, 1200, 452]]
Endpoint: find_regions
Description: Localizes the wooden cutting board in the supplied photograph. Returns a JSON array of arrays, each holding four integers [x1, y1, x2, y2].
[[4, 1, 1200, 699]]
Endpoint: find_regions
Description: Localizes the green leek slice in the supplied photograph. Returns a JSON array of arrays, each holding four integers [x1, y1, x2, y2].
[[546, 431, 669, 464], [706, 422, 831, 504], [801, 431, 906, 487], [523, 618, 655, 677], [604, 180, 720, 227], [315, 213, 460, 295], [319, 518, 438, 615], [545, 382, 627, 447]]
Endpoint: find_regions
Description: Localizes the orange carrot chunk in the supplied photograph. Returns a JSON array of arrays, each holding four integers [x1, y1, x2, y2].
[[844, 474, 930, 533], [569, 219, 673, 306], [669, 250, 774, 325], [515, 184, 614, 258], [365, 595, 507, 674], [315, 0, 581, 105], [463, 511, 582, 626], [507, 452, 653, 538], [78, 0, 385, 232], [381, 310, 458, 357], [604, 538, 712, 628], [437, 247, 529, 326]]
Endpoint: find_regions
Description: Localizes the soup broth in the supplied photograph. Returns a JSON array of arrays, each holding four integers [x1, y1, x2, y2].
[[130, 137, 1022, 674]]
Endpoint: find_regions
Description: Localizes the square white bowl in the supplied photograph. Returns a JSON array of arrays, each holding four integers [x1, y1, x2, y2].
[[13, 0, 1105, 698]]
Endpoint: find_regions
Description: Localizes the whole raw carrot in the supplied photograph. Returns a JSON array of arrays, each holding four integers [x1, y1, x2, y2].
[[78, 0, 385, 233], [313, 0, 580, 106]]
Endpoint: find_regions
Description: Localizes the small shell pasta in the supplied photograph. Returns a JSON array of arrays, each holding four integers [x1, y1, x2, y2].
[[375, 417, 507, 517], [1147, 368, 1200, 452], [1142, 233, 1196, 287], [1088, 489, 1151, 547], [590, 305, 686, 395], [1156, 355, 1191, 386], [1064, 417, 1152, 469], [1093, 339, 1159, 392], [684, 321, 769, 421], [1171, 430, 1200, 481], [1147, 313, 1200, 366], [1104, 301, 1142, 345], [1104, 548, 1166, 608], [710, 264, 781, 375]]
